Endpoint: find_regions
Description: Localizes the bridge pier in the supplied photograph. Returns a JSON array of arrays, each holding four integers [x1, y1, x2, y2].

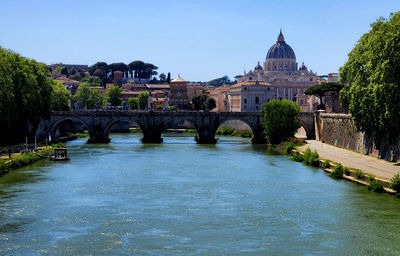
[[87, 125, 111, 143], [141, 127, 163, 143], [196, 127, 217, 144], [140, 116, 163, 143]]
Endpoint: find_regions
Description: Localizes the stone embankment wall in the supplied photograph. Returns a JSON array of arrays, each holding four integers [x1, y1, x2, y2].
[[315, 113, 379, 157]]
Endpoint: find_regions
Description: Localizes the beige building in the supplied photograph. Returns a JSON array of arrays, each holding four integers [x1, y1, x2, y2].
[[228, 30, 320, 112]]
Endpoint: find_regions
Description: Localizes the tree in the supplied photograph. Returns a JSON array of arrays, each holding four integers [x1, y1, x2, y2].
[[52, 80, 71, 111], [261, 100, 301, 144], [128, 97, 139, 110], [0, 47, 54, 143], [167, 72, 171, 83], [74, 82, 92, 109], [90, 89, 105, 109], [159, 73, 166, 82], [74, 82, 105, 109], [234, 75, 243, 80], [106, 86, 123, 106], [82, 76, 102, 86], [339, 12, 400, 154], [208, 75, 231, 87], [60, 66, 69, 76], [192, 94, 216, 111], [137, 91, 150, 110], [304, 82, 343, 109]]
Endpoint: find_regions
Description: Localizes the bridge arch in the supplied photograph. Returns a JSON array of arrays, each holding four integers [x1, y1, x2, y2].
[[217, 116, 257, 136], [49, 116, 91, 139], [297, 113, 315, 139]]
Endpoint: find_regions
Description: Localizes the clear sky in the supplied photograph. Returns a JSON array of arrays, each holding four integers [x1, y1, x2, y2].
[[0, 0, 399, 81]]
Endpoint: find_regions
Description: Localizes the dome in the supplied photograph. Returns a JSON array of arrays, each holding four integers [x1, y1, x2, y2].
[[266, 30, 296, 60], [299, 62, 307, 71], [171, 75, 186, 83]]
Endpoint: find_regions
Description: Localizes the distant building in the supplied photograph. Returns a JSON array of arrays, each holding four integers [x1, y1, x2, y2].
[[55, 77, 81, 95], [234, 30, 320, 111], [170, 76, 190, 109], [114, 71, 123, 86], [328, 73, 340, 82]]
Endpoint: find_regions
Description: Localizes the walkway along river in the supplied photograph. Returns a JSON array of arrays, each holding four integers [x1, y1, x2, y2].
[[1, 133, 400, 255]]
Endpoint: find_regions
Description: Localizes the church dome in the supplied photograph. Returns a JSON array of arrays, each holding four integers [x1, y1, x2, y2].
[[266, 30, 296, 60], [299, 62, 307, 71]]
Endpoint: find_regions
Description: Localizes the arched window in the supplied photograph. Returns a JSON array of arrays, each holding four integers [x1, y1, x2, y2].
[[255, 97, 259, 104], [244, 98, 247, 104]]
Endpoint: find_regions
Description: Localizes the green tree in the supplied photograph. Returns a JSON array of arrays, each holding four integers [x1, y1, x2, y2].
[[138, 91, 150, 110], [0, 47, 54, 143], [208, 75, 231, 87], [106, 86, 123, 106], [82, 76, 102, 86], [52, 80, 71, 111], [128, 97, 139, 110], [74, 82, 92, 109], [192, 94, 216, 111], [339, 12, 400, 154], [74, 82, 105, 109], [90, 88, 105, 109], [167, 72, 171, 83], [159, 73, 166, 82], [304, 82, 343, 109], [261, 99, 301, 144]]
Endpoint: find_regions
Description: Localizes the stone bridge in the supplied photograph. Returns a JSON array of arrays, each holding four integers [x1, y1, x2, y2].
[[48, 111, 315, 144]]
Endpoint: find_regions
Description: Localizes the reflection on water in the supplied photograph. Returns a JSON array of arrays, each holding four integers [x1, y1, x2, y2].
[[1, 133, 400, 255]]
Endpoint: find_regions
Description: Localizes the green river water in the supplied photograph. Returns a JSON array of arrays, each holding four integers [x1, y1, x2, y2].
[[1, 133, 400, 255]]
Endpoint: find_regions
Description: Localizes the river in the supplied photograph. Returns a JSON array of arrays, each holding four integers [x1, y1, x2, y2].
[[1, 133, 400, 255]]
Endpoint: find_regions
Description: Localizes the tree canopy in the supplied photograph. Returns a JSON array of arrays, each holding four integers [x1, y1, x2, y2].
[[261, 100, 301, 144], [73, 82, 104, 109], [0, 47, 55, 142], [137, 91, 150, 110], [128, 97, 139, 110], [191, 94, 216, 111], [106, 86, 123, 106], [304, 82, 343, 100], [208, 76, 231, 87], [339, 12, 400, 149], [52, 80, 71, 111]]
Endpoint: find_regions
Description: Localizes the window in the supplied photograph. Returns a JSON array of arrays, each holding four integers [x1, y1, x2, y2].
[[309, 78, 313, 81], [184, 100, 188, 104], [249, 77, 252, 80], [292, 97, 296, 102], [177, 92, 181, 97], [179, 99, 183, 104], [267, 87, 270, 91], [170, 100, 174, 105], [255, 97, 259, 104], [244, 98, 247, 104], [244, 87, 247, 91], [256, 105, 259, 110]]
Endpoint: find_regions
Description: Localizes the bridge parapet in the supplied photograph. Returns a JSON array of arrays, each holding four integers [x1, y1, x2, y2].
[[49, 110, 315, 144]]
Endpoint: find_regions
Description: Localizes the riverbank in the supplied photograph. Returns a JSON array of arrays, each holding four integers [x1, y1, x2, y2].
[[296, 140, 400, 196], [0, 145, 61, 176]]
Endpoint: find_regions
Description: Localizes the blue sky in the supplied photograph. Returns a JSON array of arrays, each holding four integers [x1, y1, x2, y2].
[[0, 0, 399, 81]]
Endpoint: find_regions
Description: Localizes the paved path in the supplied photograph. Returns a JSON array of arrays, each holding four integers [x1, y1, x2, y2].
[[298, 140, 400, 181]]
